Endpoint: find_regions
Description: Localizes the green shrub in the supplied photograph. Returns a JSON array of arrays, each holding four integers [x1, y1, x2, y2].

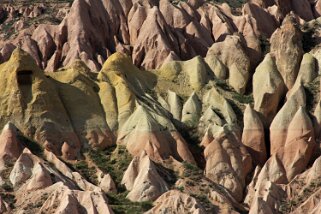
[[88, 146, 132, 185], [107, 191, 153, 214], [74, 160, 98, 185]]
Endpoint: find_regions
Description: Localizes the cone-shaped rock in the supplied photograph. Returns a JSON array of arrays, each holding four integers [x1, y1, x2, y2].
[[121, 152, 169, 202], [242, 105, 267, 166], [253, 54, 285, 126]]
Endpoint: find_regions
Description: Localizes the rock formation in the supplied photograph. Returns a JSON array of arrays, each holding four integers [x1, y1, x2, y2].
[[0, 0, 320, 213]]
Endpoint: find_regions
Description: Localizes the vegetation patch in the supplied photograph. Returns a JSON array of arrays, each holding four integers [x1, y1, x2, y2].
[[210, 0, 247, 9], [87, 146, 155, 214], [231, 92, 253, 104], [182, 161, 203, 179], [88, 146, 132, 185], [107, 191, 153, 214], [279, 179, 321, 213], [74, 160, 98, 185]]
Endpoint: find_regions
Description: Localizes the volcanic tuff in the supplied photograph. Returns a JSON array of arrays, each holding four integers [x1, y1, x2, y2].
[[1, 0, 321, 213]]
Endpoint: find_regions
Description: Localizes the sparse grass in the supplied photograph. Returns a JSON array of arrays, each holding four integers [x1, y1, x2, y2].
[[74, 160, 98, 185], [231, 93, 253, 104], [176, 186, 184, 192], [154, 163, 178, 187], [1, 19, 15, 39], [209, 0, 247, 9], [87, 146, 154, 213], [107, 191, 153, 214], [177, 125, 206, 169], [213, 78, 253, 127], [23, 192, 49, 211], [88, 146, 132, 185], [279, 178, 321, 213], [214, 79, 231, 91], [182, 161, 202, 179]]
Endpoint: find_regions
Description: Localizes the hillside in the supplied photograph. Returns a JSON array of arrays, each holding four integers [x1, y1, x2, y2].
[[0, 0, 321, 213]]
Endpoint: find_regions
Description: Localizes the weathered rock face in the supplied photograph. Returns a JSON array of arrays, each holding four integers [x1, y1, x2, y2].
[[1, 1, 321, 213], [295, 53, 317, 86], [121, 152, 168, 202], [181, 92, 202, 127], [270, 83, 306, 155], [4, 0, 318, 72], [243, 3, 278, 37], [157, 56, 211, 92], [248, 180, 285, 214], [0, 123, 24, 168], [0, 49, 81, 159], [38, 183, 114, 214], [242, 105, 267, 166], [131, 6, 179, 69], [145, 190, 206, 214], [49, 61, 115, 150], [117, 105, 195, 164], [253, 54, 285, 126], [204, 126, 252, 202], [278, 107, 315, 181], [270, 14, 303, 90], [202, 87, 237, 125], [0, 123, 114, 214], [244, 156, 287, 209], [206, 35, 251, 94], [99, 174, 117, 193]]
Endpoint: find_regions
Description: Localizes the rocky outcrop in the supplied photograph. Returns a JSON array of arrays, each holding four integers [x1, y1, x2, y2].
[[205, 54, 227, 80], [121, 152, 168, 202], [242, 105, 267, 166], [3, 0, 313, 72], [202, 87, 237, 125], [157, 56, 210, 92], [131, 6, 179, 69], [145, 190, 206, 214], [253, 54, 285, 126], [0, 123, 115, 213], [204, 125, 252, 202], [270, 83, 306, 155], [1, 1, 321, 213], [181, 92, 202, 127], [206, 35, 251, 94], [0, 48, 81, 159], [167, 90, 183, 121], [117, 105, 195, 164], [295, 53, 317, 85], [49, 60, 115, 150], [270, 14, 303, 90], [99, 174, 117, 193], [0, 123, 24, 169], [278, 107, 315, 181], [38, 183, 114, 214], [244, 156, 287, 207]]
